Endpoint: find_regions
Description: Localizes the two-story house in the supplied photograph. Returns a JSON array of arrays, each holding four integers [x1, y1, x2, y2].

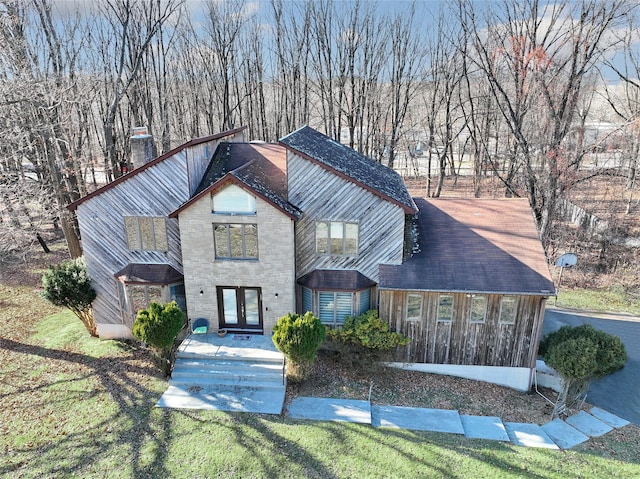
[[69, 125, 555, 390]]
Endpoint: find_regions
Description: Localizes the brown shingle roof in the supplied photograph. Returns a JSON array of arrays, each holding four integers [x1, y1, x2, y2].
[[297, 269, 376, 291], [170, 142, 302, 219], [379, 198, 556, 295], [114, 263, 183, 284]]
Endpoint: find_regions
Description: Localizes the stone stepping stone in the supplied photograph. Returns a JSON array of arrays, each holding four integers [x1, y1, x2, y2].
[[461, 415, 509, 441], [287, 397, 371, 424], [504, 422, 559, 449], [372, 406, 464, 434], [565, 411, 612, 437], [541, 419, 589, 449], [589, 407, 630, 428]]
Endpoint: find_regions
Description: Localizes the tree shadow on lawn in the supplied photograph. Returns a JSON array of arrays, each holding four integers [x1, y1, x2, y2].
[[0, 338, 173, 478]]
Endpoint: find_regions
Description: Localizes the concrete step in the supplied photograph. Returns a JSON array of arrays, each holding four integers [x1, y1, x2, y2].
[[541, 418, 590, 449], [157, 384, 285, 414], [460, 415, 510, 441], [176, 348, 284, 363], [170, 371, 284, 387], [504, 422, 560, 449], [174, 358, 284, 372]]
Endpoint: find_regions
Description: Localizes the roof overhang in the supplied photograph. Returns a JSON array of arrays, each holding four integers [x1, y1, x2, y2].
[[297, 269, 377, 291], [114, 263, 183, 285]]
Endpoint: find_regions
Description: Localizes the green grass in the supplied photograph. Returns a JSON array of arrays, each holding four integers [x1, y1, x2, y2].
[[555, 287, 640, 316], [2, 299, 640, 478], [32, 310, 129, 358]]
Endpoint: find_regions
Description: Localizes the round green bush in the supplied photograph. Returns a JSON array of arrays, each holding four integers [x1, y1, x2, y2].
[[272, 312, 326, 365], [540, 324, 626, 380], [132, 301, 184, 352]]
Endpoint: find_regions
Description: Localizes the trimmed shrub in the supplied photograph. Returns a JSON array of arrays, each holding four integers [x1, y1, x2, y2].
[[41, 257, 98, 337], [539, 324, 626, 416], [540, 324, 626, 379], [272, 312, 326, 382], [133, 301, 184, 375], [334, 310, 410, 351]]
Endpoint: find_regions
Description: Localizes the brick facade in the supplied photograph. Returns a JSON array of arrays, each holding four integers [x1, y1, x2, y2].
[[179, 185, 296, 333]]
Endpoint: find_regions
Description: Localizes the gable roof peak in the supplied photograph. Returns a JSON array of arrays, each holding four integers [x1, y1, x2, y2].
[[279, 126, 417, 213]]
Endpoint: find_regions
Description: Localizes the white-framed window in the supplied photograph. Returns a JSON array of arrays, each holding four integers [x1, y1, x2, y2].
[[315, 221, 358, 255], [318, 291, 353, 326], [302, 287, 372, 326], [437, 294, 453, 322], [214, 223, 258, 259], [406, 293, 423, 322], [499, 296, 517, 324], [470, 296, 487, 323], [212, 184, 256, 214], [124, 216, 168, 251]]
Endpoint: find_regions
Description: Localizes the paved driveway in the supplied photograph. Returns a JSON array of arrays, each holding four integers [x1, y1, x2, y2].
[[541, 308, 640, 425]]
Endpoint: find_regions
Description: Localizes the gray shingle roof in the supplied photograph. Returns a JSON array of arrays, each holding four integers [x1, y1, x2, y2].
[[379, 198, 556, 295], [279, 126, 417, 213]]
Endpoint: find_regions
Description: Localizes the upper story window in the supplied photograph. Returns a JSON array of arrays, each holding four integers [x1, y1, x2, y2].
[[212, 184, 256, 215], [124, 216, 168, 251], [315, 221, 358, 255], [470, 295, 487, 323], [214, 223, 258, 259]]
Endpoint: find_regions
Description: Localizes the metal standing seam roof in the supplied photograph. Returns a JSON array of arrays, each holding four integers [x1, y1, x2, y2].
[[279, 126, 417, 213], [379, 198, 556, 295], [171, 142, 302, 219]]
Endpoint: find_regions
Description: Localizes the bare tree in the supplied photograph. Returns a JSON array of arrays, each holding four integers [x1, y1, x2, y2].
[[457, 0, 628, 241]]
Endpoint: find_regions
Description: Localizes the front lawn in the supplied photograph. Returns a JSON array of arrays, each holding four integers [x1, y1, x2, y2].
[[1, 245, 639, 478]]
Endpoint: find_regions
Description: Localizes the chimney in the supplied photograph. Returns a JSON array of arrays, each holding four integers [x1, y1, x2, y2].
[[130, 127, 155, 169]]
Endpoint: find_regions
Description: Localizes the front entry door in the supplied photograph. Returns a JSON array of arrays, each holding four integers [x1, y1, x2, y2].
[[217, 286, 263, 332]]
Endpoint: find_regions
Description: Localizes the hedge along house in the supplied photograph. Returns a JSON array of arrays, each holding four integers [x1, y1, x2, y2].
[[379, 198, 556, 390], [68, 127, 247, 338]]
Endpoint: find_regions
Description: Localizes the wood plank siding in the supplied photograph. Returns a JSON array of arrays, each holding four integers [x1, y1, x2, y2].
[[380, 291, 546, 368], [75, 138, 231, 330], [287, 152, 405, 282]]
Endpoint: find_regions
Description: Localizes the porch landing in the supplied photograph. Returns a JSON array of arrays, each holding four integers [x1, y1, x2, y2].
[[156, 333, 286, 414]]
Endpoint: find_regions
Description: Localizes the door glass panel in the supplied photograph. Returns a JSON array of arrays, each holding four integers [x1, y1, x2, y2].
[[222, 288, 238, 324], [244, 289, 260, 326]]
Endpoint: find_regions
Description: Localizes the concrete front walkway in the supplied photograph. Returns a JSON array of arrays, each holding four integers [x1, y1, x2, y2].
[[156, 333, 286, 414], [286, 397, 630, 450]]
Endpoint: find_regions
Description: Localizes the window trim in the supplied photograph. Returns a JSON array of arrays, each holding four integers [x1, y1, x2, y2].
[[124, 216, 168, 252], [213, 223, 258, 260], [211, 184, 257, 215], [437, 294, 454, 323], [315, 220, 359, 256], [499, 296, 517, 324], [469, 295, 487, 324], [318, 290, 354, 327], [406, 293, 423, 322]]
